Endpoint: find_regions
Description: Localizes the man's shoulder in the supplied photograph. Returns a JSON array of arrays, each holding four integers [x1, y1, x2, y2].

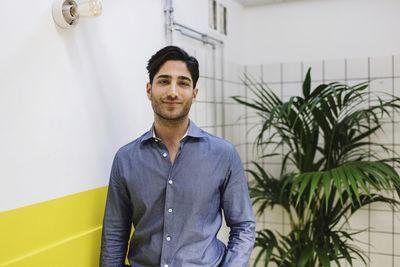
[[196, 128, 236, 152], [115, 131, 150, 157]]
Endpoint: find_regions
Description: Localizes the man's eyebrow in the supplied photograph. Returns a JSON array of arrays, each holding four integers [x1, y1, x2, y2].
[[156, 74, 171, 79], [178, 76, 192, 82], [155, 75, 192, 82]]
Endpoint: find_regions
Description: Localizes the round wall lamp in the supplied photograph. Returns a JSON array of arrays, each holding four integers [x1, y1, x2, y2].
[[52, 0, 102, 29]]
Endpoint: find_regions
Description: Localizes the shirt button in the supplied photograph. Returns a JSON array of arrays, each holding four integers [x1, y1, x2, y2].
[[162, 152, 167, 158], [166, 236, 171, 241], [168, 208, 173, 213], [168, 180, 173, 185]]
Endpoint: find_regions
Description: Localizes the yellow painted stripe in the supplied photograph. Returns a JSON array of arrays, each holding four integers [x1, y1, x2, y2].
[[0, 186, 108, 266]]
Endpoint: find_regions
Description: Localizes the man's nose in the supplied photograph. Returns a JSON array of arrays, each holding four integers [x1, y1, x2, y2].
[[167, 82, 178, 98]]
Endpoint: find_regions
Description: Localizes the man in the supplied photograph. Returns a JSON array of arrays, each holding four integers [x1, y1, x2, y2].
[[100, 46, 255, 267]]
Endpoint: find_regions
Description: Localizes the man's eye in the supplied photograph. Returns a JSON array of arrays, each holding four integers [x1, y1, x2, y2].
[[180, 82, 190, 87], [159, 80, 169, 84]]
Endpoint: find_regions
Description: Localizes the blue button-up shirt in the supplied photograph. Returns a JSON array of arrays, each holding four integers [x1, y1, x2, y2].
[[100, 121, 255, 267]]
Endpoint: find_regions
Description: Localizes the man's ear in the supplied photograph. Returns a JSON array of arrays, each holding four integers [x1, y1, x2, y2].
[[146, 82, 152, 100], [192, 88, 199, 103]]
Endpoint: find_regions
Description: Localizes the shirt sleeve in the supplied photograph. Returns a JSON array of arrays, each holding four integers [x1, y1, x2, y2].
[[100, 153, 133, 267], [220, 145, 256, 267]]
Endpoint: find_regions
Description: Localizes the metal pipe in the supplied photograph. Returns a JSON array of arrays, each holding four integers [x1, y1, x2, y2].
[[164, 0, 173, 45], [220, 47, 225, 139], [173, 21, 224, 45], [212, 46, 217, 135], [176, 28, 216, 46]]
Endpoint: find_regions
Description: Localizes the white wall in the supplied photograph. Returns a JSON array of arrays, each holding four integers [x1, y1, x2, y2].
[[0, 0, 165, 212], [0, 0, 246, 213], [243, 0, 400, 64]]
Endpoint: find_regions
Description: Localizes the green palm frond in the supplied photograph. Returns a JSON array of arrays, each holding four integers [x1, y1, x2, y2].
[[290, 161, 400, 210]]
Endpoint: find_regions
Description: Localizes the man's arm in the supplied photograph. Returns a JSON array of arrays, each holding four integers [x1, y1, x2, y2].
[[100, 154, 132, 267], [220, 146, 256, 267]]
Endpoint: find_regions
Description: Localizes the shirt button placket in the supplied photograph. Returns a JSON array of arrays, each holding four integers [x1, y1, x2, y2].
[[162, 149, 173, 266]]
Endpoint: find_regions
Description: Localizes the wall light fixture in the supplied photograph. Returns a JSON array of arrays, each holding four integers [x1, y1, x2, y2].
[[52, 0, 102, 29]]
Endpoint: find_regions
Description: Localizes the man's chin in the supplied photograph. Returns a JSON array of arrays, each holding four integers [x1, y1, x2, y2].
[[157, 112, 188, 122], [163, 116, 186, 121]]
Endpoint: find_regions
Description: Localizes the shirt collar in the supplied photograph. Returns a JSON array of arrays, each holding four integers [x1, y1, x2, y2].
[[141, 119, 206, 143]]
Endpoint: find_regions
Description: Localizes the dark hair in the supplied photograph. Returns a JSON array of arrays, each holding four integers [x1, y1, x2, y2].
[[147, 46, 199, 88]]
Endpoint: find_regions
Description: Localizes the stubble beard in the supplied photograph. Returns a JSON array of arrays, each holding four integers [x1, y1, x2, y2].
[[151, 94, 193, 124]]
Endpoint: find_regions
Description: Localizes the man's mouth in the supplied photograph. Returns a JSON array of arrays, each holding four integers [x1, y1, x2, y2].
[[162, 101, 181, 105]]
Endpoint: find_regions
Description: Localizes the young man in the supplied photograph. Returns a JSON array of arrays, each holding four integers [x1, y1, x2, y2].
[[100, 46, 255, 267]]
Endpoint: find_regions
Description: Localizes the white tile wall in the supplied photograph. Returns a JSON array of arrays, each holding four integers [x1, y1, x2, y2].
[[282, 62, 302, 82], [370, 210, 394, 232], [370, 56, 393, 78], [303, 61, 324, 82], [348, 209, 370, 230], [282, 82, 302, 97], [394, 256, 400, 267], [394, 212, 400, 233], [347, 57, 369, 79], [370, 253, 394, 267], [369, 78, 394, 97], [262, 63, 281, 84], [246, 65, 263, 80], [324, 59, 346, 81], [395, 234, 400, 256], [195, 77, 206, 102]]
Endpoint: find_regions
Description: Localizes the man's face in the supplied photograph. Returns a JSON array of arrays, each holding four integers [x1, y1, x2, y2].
[[147, 60, 198, 122]]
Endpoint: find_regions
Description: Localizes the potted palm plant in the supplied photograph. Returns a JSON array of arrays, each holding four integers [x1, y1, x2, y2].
[[233, 68, 400, 267]]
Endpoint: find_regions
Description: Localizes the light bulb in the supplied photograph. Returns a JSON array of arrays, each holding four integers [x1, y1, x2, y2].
[[77, 0, 102, 17], [52, 0, 102, 28]]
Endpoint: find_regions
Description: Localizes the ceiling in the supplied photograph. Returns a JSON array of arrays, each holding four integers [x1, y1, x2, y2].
[[234, 0, 304, 7]]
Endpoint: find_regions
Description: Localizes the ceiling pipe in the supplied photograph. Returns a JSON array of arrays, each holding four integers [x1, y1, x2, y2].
[[164, 0, 224, 47], [172, 21, 224, 46]]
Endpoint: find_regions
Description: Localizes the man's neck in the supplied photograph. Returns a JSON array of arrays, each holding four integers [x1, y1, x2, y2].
[[153, 116, 189, 145]]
